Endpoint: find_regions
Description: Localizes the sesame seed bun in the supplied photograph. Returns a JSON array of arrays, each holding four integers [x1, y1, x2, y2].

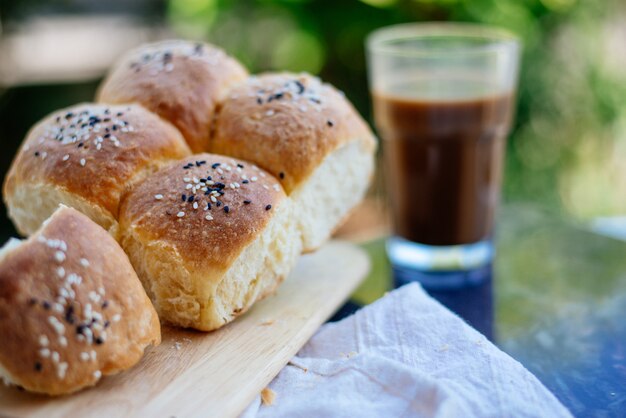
[[0, 206, 160, 395], [118, 154, 301, 331], [97, 40, 249, 153], [211, 72, 377, 251], [3, 103, 191, 237]]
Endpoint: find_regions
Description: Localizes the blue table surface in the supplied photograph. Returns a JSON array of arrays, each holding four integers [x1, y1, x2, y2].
[[343, 204, 626, 418]]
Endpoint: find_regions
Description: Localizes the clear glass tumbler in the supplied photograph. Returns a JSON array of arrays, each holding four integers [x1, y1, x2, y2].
[[366, 23, 520, 289]]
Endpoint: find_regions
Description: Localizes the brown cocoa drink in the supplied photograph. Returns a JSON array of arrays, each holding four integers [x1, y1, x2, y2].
[[374, 84, 514, 246]]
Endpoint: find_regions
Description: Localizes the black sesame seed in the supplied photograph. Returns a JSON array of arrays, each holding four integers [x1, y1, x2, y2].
[[103, 133, 111, 139], [76, 324, 87, 335], [279, 172, 285, 179], [65, 305, 75, 324], [309, 98, 321, 104], [206, 176, 212, 181], [214, 182, 225, 189], [35, 362, 42, 372], [243, 200, 251, 205], [206, 202, 212, 210], [256, 98, 263, 105], [242, 180, 249, 184], [102, 301, 109, 309], [65, 112, 74, 119], [224, 206, 230, 213], [34, 151, 40, 157], [104, 109, 111, 115], [187, 195, 194, 203], [294, 80, 305, 94], [237, 163, 244, 168], [104, 320, 110, 328], [95, 337, 104, 345], [182, 194, 187, 202], [216, 201, 222, 207], [265, 205, 272, 211], [327, 120, 334, 127], [78, 142, 84, 148], [42, 301, 51, 310], [212, 163, 221, 169], [112, 125, 118, 131], [117, 112, 123, 117]]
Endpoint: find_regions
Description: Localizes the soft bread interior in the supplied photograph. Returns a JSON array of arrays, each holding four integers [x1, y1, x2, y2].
[[291, 138, 375, 252], [6, 183, 117, 237], [121, 200, 301, 331]]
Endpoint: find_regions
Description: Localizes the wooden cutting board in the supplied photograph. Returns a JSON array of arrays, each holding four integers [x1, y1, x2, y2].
[[0, 241, 369, 418]]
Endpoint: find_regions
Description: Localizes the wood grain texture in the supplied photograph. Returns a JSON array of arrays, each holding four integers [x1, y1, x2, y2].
[[0, 241, 369, 418]]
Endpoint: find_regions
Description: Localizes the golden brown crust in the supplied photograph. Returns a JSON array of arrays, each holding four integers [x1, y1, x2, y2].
[[211, 72, 377, 193], [97, 40, 249, 152], [2, 102, 190, 222], [118, 153, 286, 272], [0, 206, 160, 395]]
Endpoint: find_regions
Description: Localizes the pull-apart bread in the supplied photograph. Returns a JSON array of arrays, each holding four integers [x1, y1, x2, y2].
[[3, 103, 190, 237], [0, 206, 160, 395], [118, 154, 301, 331], [97, 40, 249, 153], [211, 72, 377, 251]]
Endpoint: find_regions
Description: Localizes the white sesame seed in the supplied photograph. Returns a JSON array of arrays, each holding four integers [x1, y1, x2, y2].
[[266, 109, 275, 116], [80, 158, 86, 167], [39, 348, 50, 358], [263, 185, 269, 190], [183, 177, 191, 182], [39, 335, 49, 347], [80, 258, 90, 267], [98, 286, 105, 296], [154, 194, 164, 200], [53, 303, 64, 313], [165, 63, 174, 72], [80, 352, 90, 361], [59, 336, 68, 347], [210, 196, 217, 203], [251, 176, 258, 182], [55, 251, 66, 263], [62, 154, 70, 161], [217, 168, 224, 174], [51, 351, 60, 363], [57, 267, 65, 278], [273, 184, 280, 192], [58, 362, 68, 379], [91, 350, 97, 361], [48, 316, 65, 335], [193, 202, 198, 210], [205, 215, 213, 221], [41, 152, 48, 160], [186, 184, 193, 190], [112, 314, 121, 322], [93, 370, 102, 379], [177, 211, 185, 218]]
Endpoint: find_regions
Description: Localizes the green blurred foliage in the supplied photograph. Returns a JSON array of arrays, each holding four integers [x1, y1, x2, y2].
[[168, 0, 626, 219]]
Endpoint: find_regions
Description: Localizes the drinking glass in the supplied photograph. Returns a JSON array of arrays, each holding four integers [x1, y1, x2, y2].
[[366, 23, 520, 288]]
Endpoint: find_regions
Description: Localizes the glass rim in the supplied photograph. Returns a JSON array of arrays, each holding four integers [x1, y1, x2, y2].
[[366, 22, 520, 57]]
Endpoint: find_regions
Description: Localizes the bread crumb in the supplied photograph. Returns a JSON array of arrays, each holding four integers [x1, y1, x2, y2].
[[260, 319, 275, 326], [261, 387, 276, 406], [174, 342, 182, 350]]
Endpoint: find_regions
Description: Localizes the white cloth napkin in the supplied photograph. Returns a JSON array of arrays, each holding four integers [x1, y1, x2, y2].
[[240, 283, 572, 418]]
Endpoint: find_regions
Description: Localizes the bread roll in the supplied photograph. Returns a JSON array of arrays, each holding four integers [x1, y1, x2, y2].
[[211, 72, 377, 251], [118, 154, 301, 331], [3, 103, 191, 237], [0, 206, 160, 395], [97, 40, 249, 152]]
